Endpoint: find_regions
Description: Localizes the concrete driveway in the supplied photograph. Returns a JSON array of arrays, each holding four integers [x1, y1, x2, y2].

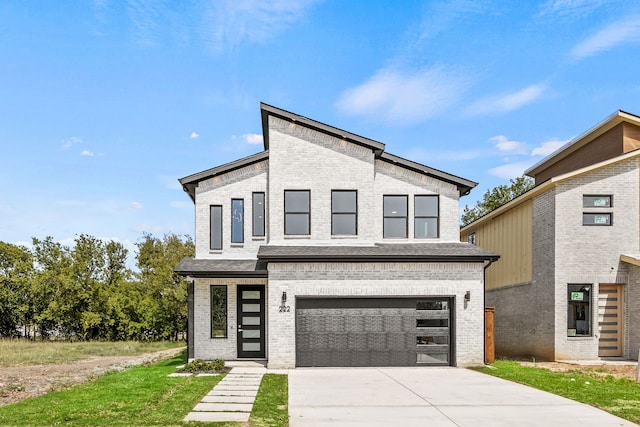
[[288, 367, 635, 426]]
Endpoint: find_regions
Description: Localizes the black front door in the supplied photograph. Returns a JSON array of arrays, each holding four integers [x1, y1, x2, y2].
[[237, 285, 265, 358]]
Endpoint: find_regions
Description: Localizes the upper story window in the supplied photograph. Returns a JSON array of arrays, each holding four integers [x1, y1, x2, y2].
[[415, 195, 439, 238], [210, 205, 222, 250], [583, 195, 612, 226], [583, 195, 612, 208], [231, 199, 244, 243], [285, 190, 310, 235], [332, 190, 357, 235], [252, 192, 265, 237], [383, 195, 408, 238]]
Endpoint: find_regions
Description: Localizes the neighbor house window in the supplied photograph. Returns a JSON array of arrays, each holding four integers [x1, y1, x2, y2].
[[383, 195, 408, 238], [468, 232, 476, 245], [583, 195, 612, 208], [567, 284, 591, 337], [252, 192, 265, 237], [332, 190, 357, 235], [415, 195, 439, 238], [210, 285, 227, 338], [231, 199, 244, 243], [583, 195, 612, 226], [285, 190, 310, 235], [210, 205, 222, 250], [583, 213, 612, 226]]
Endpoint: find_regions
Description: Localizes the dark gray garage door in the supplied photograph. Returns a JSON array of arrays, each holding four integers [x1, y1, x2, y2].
[[295, 297, 452, 367]]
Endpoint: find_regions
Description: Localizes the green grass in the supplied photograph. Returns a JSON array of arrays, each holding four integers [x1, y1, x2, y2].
[[250, 374, 288, 427], [0, 352, 221, 426], [0, 339, 185, 366], [474, 359, 640, 424], [0, 344, 290, 427]]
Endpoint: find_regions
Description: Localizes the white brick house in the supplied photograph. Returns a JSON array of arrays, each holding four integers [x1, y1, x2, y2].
[[176, 103, 498, 368], [461, 110, 640, 361]]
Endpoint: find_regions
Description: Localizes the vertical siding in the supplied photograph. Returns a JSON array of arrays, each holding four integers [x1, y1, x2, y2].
[[462, 200, 532, 290]]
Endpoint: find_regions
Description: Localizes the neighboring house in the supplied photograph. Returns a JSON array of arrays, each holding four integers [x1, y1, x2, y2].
[[176, 103, 498, 369], [461, 110, 640, 361]]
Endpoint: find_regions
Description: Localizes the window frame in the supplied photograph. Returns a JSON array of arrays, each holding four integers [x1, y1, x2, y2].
[[414, 195, 439, 238], [583, 195, 612, 208], [210, 205, 223, 250], [567, 284, 592, 337], [210, 285, 228, 338], [582, 212, 612, 226], [252, 192, 265, 237], [231, 199, 244, 244], [331, 190, 357, 236], [284, 190, 311, 235], [383, 195, 408, 238]]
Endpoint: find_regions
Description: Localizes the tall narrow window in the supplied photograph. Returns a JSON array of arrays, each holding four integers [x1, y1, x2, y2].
[[252, 192, 265, 237], [210, 205, 222, 250], [210, 285, 227, 338], [231, 199, 244, 243], [332, 190, 357, 235], [285, 190, 310, 235], [567, 284, 591, 337], [383, 195, 408, 238], [415, 195, 439, 238]]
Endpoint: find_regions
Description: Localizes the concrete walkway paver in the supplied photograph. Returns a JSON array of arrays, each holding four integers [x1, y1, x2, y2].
[[289, 367, 636, 427], [183, 366, 266, 423]]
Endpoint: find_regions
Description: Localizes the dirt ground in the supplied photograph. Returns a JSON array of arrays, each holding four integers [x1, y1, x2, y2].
[[519, 360, 639, 381], [0, 347, 183, 407]]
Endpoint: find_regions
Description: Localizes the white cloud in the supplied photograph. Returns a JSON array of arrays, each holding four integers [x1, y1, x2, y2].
[[336, 65, 470, 125], [200, 0, 321, 53], [80, 149, 95, 157], [130, 201, 144, 210], [538, 0, 606, 18], [61, 136, 82, 150], [242, 133, 263, 145], [531, 138, 571, 156], [570, 16, 640, 60], [465, 83, 547, 116], [190, 131, 200, 139], [490, 135, 527, 154], [489, 161, 538, 180]]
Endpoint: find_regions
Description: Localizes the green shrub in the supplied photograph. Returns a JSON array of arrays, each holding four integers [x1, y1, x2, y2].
[[177, 358, 227, 373]]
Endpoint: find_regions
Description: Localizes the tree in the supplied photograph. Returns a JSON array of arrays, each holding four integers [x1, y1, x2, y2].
[[0, 242, 34, 337], [461, 176, 534, 226], [135, 233, 194, 340]]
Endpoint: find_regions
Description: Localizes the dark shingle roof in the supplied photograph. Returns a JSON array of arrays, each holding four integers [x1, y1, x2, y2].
[[175, 258, 268, 278], [257, 243, 498, 263]]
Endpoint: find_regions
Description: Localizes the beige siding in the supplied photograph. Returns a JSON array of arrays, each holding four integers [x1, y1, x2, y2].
[[462, 200, 532, 290]]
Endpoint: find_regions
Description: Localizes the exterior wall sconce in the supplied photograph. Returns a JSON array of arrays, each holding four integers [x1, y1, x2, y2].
[[464, 291, 471, 302], [282, 291, 287, 304]]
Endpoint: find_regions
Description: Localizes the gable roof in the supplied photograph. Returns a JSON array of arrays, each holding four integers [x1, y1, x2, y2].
[[179, 103, 478, 200], [526, 110, 640, 178]]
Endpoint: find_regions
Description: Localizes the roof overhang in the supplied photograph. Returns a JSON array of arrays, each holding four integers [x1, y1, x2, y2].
[[257, 243, 499, 263], [462, 148, 640, 233], [621, 254, 640, 267], [178, 151, 269, 202], [260, 102, 386, 155], [526, 110, 640, 178], [175, 258, 268, 278]]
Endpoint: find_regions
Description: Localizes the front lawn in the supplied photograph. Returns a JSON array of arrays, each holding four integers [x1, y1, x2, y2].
[[474, 359, 640, 424], [0, 353, 220, 426]]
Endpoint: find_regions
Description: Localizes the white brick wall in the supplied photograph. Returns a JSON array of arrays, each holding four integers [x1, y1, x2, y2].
[[195, 162, 267, 259], [267, 262, 486, 368]]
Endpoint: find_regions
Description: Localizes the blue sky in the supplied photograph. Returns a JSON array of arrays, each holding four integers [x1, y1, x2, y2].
[[2, 0, 640, 261]]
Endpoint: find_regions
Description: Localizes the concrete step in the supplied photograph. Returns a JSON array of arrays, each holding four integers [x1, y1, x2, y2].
[[193, 402, 253, 412], [184, 411, 250, 422]]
